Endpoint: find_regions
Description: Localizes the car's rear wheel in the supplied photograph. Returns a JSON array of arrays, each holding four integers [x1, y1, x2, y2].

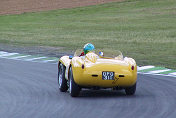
[[58, 63, 68, 92], [69, 66, 81, 97], [125, 83, 136, 95]]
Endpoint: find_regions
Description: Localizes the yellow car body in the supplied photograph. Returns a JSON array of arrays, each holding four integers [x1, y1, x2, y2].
[[59, 51, 137, 88]]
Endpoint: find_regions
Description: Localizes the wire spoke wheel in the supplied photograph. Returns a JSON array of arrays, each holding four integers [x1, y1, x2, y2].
[[58, 64, 63, 87], [58, 63, 68, 92]]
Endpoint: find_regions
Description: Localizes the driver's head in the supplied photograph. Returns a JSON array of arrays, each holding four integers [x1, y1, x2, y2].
[[83, 43, 95, 54]]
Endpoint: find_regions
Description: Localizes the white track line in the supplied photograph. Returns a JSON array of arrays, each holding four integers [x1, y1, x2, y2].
[[25, 57, 47, 61], [169, 72, 176, 76], [138, 72, 176, 78], [147, 69, 171, 74], [0, 51, 8, 55], [43, 59, 58, 62], [0, 53, 18, 57], [10, 55, 31, 59], [137, 65, 155, 71]]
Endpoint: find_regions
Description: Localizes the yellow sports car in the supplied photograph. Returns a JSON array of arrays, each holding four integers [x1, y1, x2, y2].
[[58, 49, 137, 97]]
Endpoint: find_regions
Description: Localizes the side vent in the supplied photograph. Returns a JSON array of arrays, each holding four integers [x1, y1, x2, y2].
[[119, 75, 125, 77], [92, 74, 98, 77]]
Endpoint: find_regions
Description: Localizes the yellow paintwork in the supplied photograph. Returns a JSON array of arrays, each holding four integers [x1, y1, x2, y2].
[[59, 52, 137, 88]]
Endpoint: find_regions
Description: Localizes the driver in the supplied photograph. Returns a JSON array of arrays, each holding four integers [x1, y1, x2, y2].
[[80, 43, 95, 56]]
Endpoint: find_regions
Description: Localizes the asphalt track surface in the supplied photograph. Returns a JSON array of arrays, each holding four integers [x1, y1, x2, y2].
[[0, 58, 176, 118]]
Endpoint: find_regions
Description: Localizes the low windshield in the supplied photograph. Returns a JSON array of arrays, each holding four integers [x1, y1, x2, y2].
[[74, 49, 83, 57], [74, 49, 123, 60]]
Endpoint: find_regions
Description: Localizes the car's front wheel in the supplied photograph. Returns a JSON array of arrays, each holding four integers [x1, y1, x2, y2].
[[125, 83, 136, 95], [58, 63, 68, 92], [69, 66, 81, 97]]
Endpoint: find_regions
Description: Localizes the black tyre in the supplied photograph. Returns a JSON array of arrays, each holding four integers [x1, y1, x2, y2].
[[69, 67, 81, 97], [58, 63, 68, 92], [125, 83, 136, 95]]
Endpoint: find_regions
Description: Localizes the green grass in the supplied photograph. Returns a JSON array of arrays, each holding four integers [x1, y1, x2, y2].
[[0, 0, 176, 69]]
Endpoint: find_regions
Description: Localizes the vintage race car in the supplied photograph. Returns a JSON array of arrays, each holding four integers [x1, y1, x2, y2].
[[58, 49, 137, 97]]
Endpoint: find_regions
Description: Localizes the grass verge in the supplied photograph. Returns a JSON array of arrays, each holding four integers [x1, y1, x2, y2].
[[0, 0, 175, 69]]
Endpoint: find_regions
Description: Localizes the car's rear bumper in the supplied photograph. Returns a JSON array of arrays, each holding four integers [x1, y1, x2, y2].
[[72, 66, 137, 88]]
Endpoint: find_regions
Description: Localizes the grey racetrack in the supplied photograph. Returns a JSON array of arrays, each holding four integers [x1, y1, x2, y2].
[[0, 58, 176, 118]]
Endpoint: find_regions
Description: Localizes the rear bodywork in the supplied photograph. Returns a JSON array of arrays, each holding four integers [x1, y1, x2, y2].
[[59, 51, 137, 88]]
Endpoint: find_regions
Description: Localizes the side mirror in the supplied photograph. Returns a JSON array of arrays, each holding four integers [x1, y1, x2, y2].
[[99, 51, 104, 57]]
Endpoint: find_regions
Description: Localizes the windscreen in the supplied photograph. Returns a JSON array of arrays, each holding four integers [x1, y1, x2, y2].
[[74, 49, 123, 60]]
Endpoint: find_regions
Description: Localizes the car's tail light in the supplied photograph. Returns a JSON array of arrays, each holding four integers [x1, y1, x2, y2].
[[131, 66, 134, 70]]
